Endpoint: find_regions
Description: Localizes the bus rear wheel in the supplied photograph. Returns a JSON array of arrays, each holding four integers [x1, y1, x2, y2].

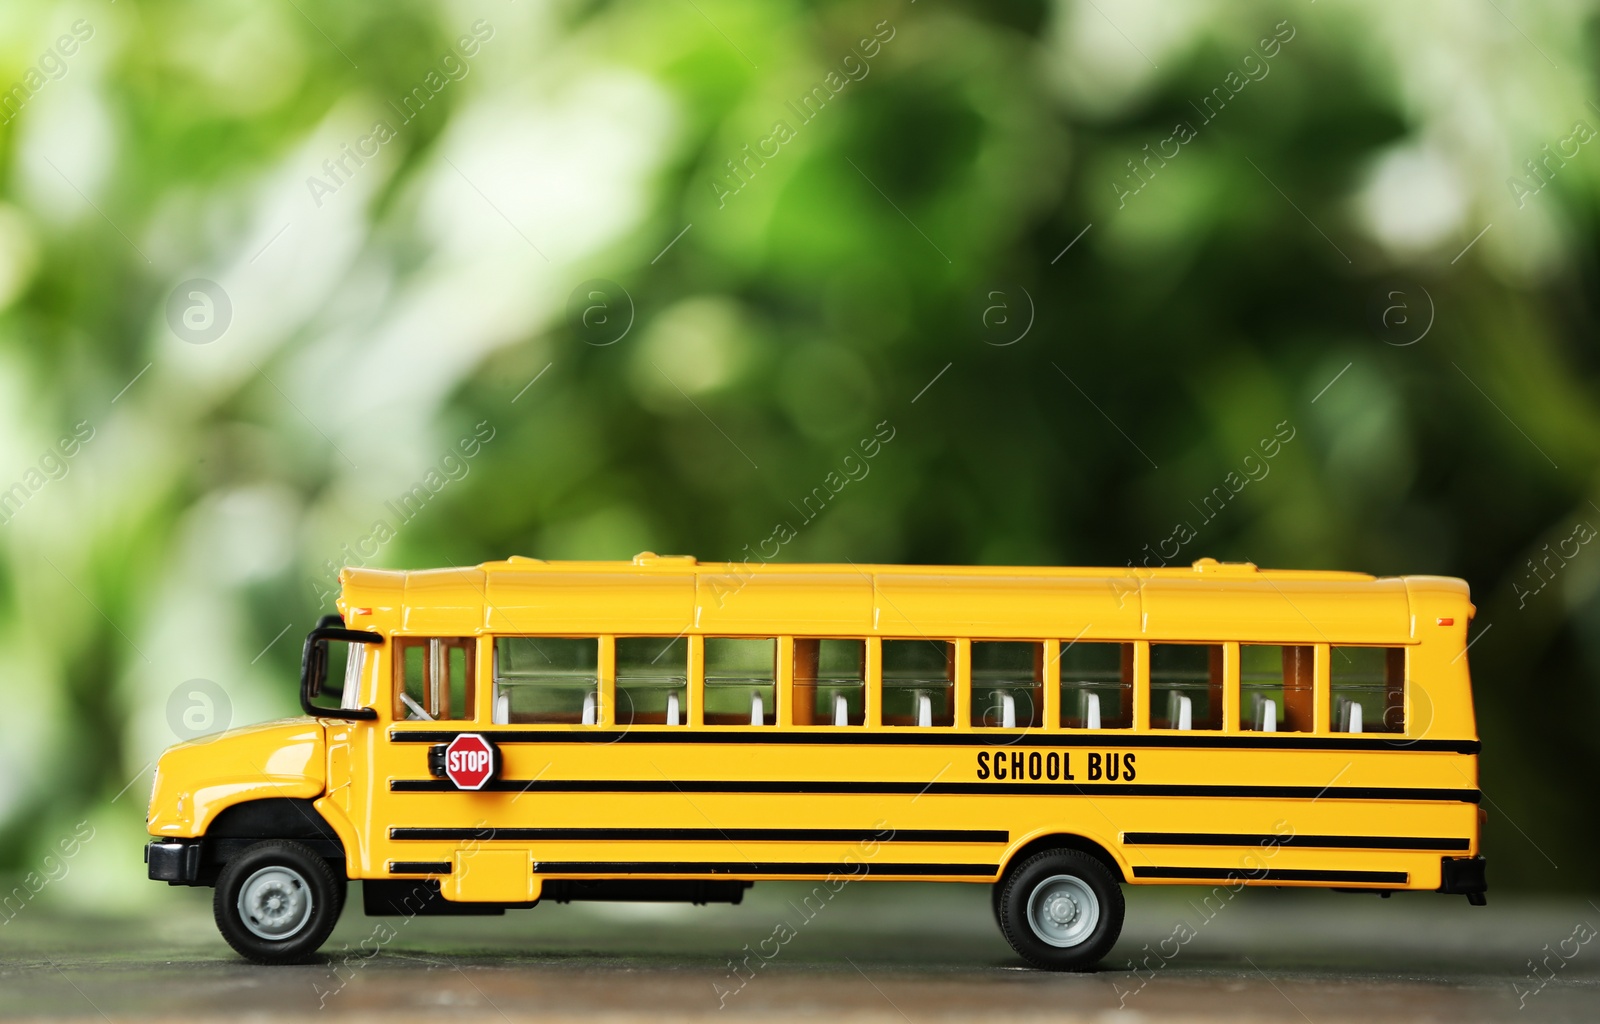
[[997, 849, 1124, 970], [214, 839, 345, 964]]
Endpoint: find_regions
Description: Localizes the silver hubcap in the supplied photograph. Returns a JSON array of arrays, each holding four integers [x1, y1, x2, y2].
[[237, 865, 313, 941], [1026, 874, 1100, 948]]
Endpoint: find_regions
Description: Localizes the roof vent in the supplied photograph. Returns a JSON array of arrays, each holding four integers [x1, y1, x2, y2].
[[1191, 557, 1259, 574], [633, 552, 697, 566]]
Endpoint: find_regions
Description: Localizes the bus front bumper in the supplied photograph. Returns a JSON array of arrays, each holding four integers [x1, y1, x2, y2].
[[146, 839, 203, 884], [1438, 855, 1487, 905]]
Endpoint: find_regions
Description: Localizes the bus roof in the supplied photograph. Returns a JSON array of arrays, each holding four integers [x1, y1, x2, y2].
[[338, 554, 1470, 646]]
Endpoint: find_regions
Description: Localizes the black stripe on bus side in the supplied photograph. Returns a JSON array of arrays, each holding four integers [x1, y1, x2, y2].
[[388, 860, 451, 875], [1123, 832, 1471, 851], [390, 827, 1007, 844], [387, 779, 1482, 802], [387, 729, 1479, 754], [1133, 866, 1408, 884], [530, 861, 995, 877]]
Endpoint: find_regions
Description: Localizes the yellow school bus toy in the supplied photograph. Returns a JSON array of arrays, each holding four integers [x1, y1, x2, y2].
[[145, 554, 1487, 967]]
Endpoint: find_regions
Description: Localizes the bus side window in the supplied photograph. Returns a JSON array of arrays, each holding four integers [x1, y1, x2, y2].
[[703, 637, 776, 726], [1058, 641, 1132, 729], [1330, 646, 1405, 734], [971, 641, 1042, 728], [616, 637, 690, 726], [393, 637, 476, 721], [1240, 644, 1313, 733], [493, 637, 599, 724], [792, 638, 865, 726], [881, 639, 954, 728], [1150, 643, 1222, 730]]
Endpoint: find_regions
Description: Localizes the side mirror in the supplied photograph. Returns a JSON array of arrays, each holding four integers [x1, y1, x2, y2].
[[300, 617, 384, 720]]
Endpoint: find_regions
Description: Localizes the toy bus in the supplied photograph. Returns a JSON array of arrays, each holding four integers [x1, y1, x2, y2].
[[145, 553, 1486, 967]]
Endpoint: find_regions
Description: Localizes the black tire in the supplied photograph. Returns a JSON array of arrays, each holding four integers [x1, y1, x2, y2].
[[213, 839, 345, 964], [997, 849, 1124, 970], [990, 879, 1004, 928]]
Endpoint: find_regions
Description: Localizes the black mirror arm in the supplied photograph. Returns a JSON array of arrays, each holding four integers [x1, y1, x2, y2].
[[299, 622, 385, 721]]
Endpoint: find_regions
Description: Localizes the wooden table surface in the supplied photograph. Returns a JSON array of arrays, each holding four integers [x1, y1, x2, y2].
[[2, 882, 1595, 1022]]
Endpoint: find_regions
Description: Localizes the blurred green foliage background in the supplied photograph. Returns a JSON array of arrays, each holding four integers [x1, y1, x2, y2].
[[0, 0, 1596, 912]]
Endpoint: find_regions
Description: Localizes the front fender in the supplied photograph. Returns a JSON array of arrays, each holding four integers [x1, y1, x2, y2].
[[147, 719, 326, 838]]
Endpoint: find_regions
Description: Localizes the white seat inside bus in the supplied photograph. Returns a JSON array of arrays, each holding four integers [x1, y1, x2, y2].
[[1080, 691, 1101, 730], [832, 692, 849, 726], [493, 691, 510, 725], [1255, 695, 1277, 732], [997, 692, 1016, 729], [666, 690, 681, 726], [915, 691, 933, 728], [581, 691, 597, 726], [1166, 691, 1193, 730], [1337, 697, 1363, 733], [750, 690, 764, 726]]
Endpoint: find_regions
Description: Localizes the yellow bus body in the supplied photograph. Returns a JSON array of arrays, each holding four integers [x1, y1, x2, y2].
[[148, 554, 1483, 912]]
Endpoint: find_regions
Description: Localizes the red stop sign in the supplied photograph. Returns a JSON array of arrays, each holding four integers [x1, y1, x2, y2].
[[443, 733, 496, 790]]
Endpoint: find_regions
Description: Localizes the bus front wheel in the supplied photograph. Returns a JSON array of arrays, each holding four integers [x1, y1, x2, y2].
[[996, 849, 1124, 970], [214, 839, 345, 964]]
